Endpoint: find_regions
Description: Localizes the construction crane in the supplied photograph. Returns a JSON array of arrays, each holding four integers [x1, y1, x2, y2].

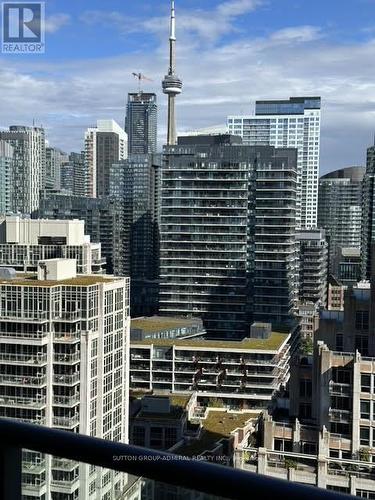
[[132, 72, 153, 94]]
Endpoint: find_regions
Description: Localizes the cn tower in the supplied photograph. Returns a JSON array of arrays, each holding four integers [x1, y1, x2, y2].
[[162, 0, 183, 146]]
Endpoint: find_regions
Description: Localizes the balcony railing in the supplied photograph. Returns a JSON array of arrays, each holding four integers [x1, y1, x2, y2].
[[0, 353, 47, 365], [53, 373, 80, 385], [52, 415, 80, 428], [0, 418, 356, 500], [0, 396, 46, 409], [52, 395, 80, 407], [53, 352, 80, 364], [0, 375, 47, 387]]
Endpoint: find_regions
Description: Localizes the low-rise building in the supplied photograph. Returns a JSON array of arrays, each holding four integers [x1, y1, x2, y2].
[[130, 322, 298, 411]]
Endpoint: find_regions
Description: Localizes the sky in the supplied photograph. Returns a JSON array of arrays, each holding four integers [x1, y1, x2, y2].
[[1, 0, 375, 174]]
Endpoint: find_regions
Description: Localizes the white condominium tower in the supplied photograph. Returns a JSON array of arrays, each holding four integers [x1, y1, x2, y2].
[[0, 259, 130, 499], [0, 125, 46, 215], [228, 97, 321, 229], [84, 120, 128, 198]]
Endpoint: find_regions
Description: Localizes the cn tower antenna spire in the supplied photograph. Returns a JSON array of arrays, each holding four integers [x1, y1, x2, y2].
[[162, 0, 182, 145]]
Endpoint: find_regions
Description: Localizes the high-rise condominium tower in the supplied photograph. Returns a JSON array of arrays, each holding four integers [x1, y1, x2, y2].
[[361, 146, 375, 279], [159, 135, 297, 338], [84, 120, 128, 198], [0, 139, 13, 214], [0, 258, 130, 499], [0, 126, 46, 214], [125, 93, 157, 154], [228, 96, 321, 228], [60, 152, 87, 196], [318, 166, 364, 274], [45, 146, 68, 192], [162, 0, 183, 145], [110, 154, 161, 316]]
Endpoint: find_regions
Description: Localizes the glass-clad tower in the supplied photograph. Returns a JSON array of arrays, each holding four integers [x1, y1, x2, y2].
[[228, 96, 321, 229], [125, 93, 157, 154]]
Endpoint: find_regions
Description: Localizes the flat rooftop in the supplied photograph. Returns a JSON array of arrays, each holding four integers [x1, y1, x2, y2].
[[131, 316, 201, 333], [132, 393, 191, 421], [176, 410, 256, 456], [132, 331, 289, 352], [0, 273, 119, 287]]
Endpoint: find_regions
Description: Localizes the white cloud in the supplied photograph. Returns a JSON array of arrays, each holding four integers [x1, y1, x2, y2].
[[270, 26, 323, 43], [217, 0, 264, 17], [83, 0, 265, 43], [0, 15, 374, 172], [45, 14, 70, 34]]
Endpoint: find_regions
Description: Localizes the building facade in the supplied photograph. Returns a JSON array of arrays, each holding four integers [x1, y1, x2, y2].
[[110, 153, 161, 316], [237, 346, 375, 496], [228, 96, 321, 228], [361, 146, 375, 280], [38, 194, 126, 276], [84, 120, 128, 198], [0, 126, 46, 215], [125, 93, 157, 154], [318, 166, 364, 274], [0, 215, 104, 274], [297, 228, 328, 306], [0, 139, 13, 215], [45, 146, 68, 193], [159, 135, 297, 337], [60, 152, 87, 197], [0, 259, 130, 499], [130, 322, 297, 411]]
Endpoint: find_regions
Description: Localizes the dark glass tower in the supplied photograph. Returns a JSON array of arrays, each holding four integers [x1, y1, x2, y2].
[[125, 93, 157, 154], [110, 154, 161, 316], [318, 166, 364, 274], [361, 146, 375, 279]]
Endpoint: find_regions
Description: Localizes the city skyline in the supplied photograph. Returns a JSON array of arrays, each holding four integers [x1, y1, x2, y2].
[[0, 0, 374, 172]]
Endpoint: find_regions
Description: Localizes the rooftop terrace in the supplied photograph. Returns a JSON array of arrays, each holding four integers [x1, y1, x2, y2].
[[132, 331, 289, 352], [132, 393, 191, 421], [131, 316, 201, 333], [177, 410, 256, 457], [0, 273, 119, 287]]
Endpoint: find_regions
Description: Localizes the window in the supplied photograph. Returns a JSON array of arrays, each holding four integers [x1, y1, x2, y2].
[[132, 426, 145, 446], [274, 439, 292, 452], [150, 427, 163, 449], [301, 442, 317, 455], [165, 428, 177, 449], [360, 426, 370, 446], [356, 311, 369, 330], [332, 368, 351, 384], [357, 490, 375, 499], [361, 400, 371, 419], [299, 379, 312, 398], [299, 403, 312, 419], [361, 374, 371, 393]]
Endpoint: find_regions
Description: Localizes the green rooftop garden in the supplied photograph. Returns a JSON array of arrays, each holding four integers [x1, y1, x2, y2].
[[131, 316, 198, 333], [0, 274, 118, 287], [132, 331, 289, 351], [176, 410, 256, 457]]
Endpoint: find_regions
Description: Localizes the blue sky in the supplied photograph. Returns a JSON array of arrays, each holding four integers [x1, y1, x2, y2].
[[1, 0, 375, 172]]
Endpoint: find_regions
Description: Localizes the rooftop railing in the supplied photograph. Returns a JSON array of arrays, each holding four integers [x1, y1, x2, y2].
[[0, 418, 356, 500]]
